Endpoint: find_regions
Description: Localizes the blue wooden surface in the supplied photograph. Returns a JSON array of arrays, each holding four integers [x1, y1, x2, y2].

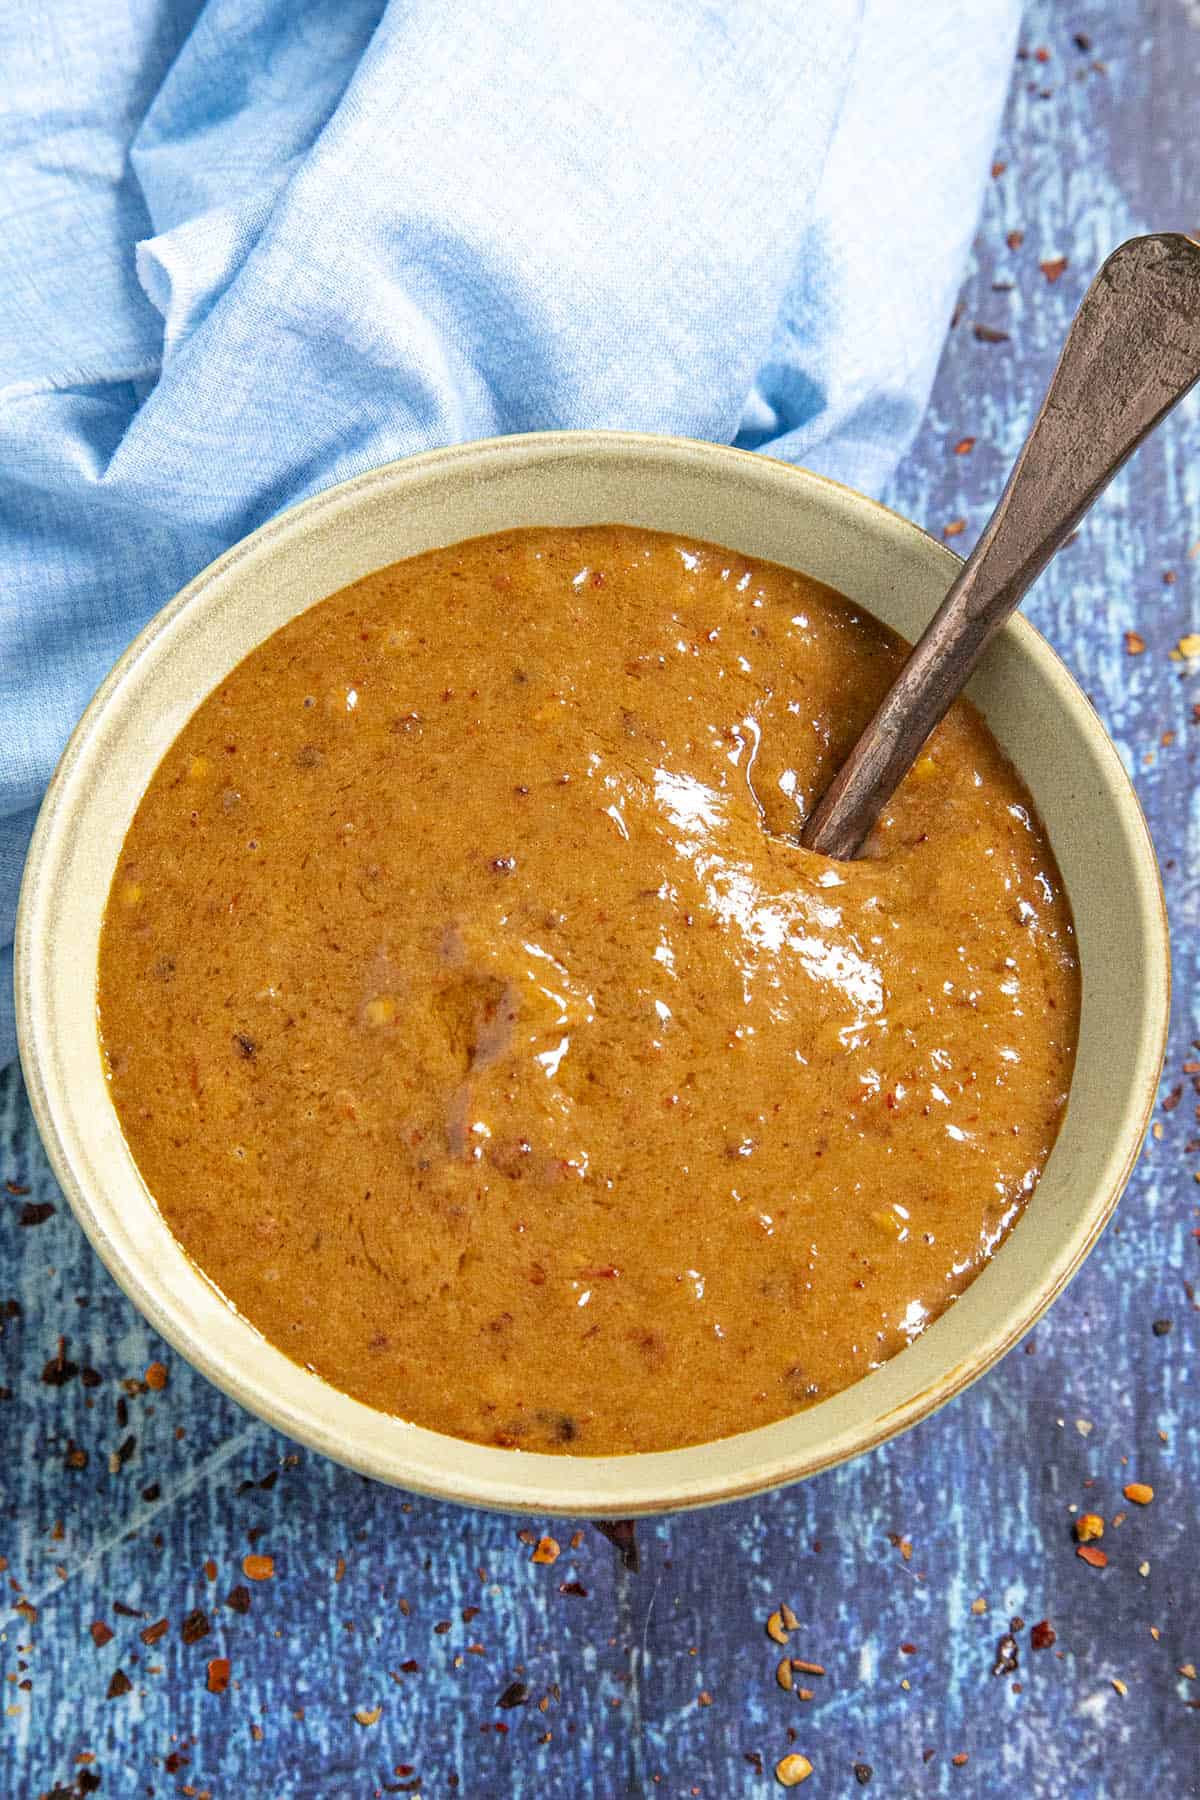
[[3, 4, 1199, 1795]]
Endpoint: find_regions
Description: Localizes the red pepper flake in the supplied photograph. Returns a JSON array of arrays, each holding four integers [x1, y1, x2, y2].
[[531, 1536, 561, 1566], [1076, 1544, 1108, 1569], [1006, 230, 1025, 251], [954, 437, 976, 455], [991, 160, 1006, 178], [225, 1585, 251, 1614], [140, 1618, 169, 1646], [973, 323, 1010, 344], [398, 1659, 421, 1674], [15, 1597, 37, 1623], [1030, 1620, 1057, 1650], [18, 1201, 55, 1227], [106, 1668, 133, 1700], [498, 1680, 530, 1709], [1040, 257, 1069, 283], [242, 1554, 274, 1582], [207, 1657, 231, 1695], [5, 1180, 30, 1196], [1124, 631, 1146, 655], [180, 1608, 211, 1644], [89, 1620, 114, 1648], [111, 1599, 145, 1619], [943, 519, 966, 539], [42, 1337, 79, 1387], [334, 1555, 346, 1584], [144, 1361, 168, 1391], [558, 1580, 589, 1597], [951, 1753, 970, 1768]]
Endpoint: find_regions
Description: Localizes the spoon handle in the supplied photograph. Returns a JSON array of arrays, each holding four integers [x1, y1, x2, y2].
[[802, 231, 1200, 860]]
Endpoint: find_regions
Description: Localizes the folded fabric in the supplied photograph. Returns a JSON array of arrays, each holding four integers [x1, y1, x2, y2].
[[0, 0, 1020, 1066]]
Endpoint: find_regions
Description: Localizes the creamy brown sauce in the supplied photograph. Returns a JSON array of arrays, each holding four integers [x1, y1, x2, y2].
[[97, 526, 1079, 1454]]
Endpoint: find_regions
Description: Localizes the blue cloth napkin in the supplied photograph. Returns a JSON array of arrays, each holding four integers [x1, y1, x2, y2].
[[0, 0, 1020, 1066]]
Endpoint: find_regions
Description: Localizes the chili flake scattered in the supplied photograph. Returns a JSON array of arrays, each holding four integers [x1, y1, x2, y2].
[[89, 1621, 113, 1648], [106, 1669, 132, 1700], [1077, 1545, 1108, 1569], [1112, 1677, 1128, 1697], [242, 1554, 274, 1581], [354, 1705, 383, 1726], [954, 437, 976, 456], [943, 519, 966, 538], [1040, 257, 1068, 283], [1030, 1620, 1057, 1650], [181, 1608, 210, 1644], [1123, 1482, 1154, 1505], [1125, 631, 1146, 655], [531, 1537, 560, 1565], [1075, 1513, 1105, 1543], [225, 1585, 251, 1614], [206, 1657, 231, 1695], [140, 1618, 169, 1646], [951, 1753, 970, 1768]]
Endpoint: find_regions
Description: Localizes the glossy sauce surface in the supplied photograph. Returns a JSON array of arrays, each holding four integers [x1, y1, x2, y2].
[[98, 527, 1079, 1454]]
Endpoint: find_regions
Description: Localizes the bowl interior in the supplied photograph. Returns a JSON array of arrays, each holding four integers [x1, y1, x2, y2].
[[15, 432, 1169, 1515]]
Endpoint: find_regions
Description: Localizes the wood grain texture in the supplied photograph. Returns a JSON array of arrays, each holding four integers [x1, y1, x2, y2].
[[2, 4, 1198, 1795]]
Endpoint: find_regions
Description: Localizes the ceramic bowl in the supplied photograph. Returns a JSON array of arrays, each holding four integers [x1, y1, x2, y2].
[[14, 431, 1169, 1516]]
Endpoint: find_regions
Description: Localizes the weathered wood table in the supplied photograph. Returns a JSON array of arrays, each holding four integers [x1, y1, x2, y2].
[[2, 4, 1196, 1794]]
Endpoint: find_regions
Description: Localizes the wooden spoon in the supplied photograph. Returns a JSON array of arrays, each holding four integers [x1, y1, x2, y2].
[[802, 232, 1200, 861]]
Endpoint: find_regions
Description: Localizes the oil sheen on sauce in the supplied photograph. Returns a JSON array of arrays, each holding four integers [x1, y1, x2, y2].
[[97, 526, 1081, 1455]]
